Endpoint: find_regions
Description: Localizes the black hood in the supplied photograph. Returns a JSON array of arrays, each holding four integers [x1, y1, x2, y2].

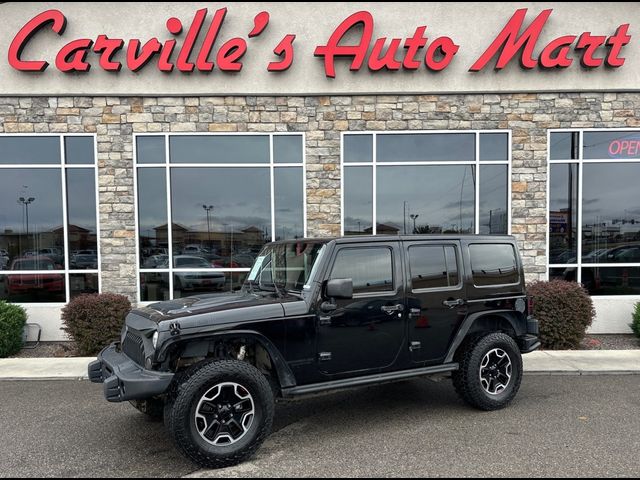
[[132, 290, 301, 324]]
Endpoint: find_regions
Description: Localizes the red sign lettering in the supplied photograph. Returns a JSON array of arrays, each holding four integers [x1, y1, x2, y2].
[[314, 11, 459, 77], [470, 9, 631, 72], [609, 138, 640, 158], [6, 7, 632, 76]]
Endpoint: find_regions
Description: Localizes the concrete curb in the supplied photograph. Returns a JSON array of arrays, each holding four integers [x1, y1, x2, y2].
[[0, 351, 639, 381], [0, 357, 95, 381]]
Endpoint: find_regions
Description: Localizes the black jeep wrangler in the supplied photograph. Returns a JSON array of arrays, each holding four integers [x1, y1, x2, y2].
[[89, 235, 539, 468]]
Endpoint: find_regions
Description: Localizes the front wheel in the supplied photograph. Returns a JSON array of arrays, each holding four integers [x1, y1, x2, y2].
[[167, 360, 275, 469], [452, 333, 523, 411]]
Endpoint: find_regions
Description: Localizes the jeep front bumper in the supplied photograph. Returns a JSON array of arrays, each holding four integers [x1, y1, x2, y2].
[[88, 344, 173, 403]]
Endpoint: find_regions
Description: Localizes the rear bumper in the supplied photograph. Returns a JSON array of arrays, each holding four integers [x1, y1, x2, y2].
[[88, 344, 174, 403], [518, 335, 541, 354], [519, 316, 541, 354]]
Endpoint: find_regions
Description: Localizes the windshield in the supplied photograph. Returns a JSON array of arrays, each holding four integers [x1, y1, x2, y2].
[[246, 241, 327, 293]]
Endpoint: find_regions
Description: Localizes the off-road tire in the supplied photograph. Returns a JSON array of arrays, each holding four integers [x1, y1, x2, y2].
[[452, 332, 523, 411], [129, 398, 164, 421], [167, 360, 274, 469]]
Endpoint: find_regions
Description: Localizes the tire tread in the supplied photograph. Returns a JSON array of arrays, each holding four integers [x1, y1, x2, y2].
[[168, 360, 274, 469], [452, 332, 523, 411]]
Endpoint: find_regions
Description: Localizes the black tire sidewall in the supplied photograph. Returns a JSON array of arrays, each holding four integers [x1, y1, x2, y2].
[[473, 335, 522, 405], [170, 360, 274, 466], [455, 333, 523, 410]]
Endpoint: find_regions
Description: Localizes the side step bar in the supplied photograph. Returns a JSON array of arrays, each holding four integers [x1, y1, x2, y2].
[[282, 363, 459, 398]]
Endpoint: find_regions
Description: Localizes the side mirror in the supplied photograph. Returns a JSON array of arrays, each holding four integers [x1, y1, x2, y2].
[[326, 278, 353, 300]]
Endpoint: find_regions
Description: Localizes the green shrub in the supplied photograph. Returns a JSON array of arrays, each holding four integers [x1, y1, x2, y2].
[[528, 280, 595, 350], [62, 293, 131, 356], [632, 303, 640, 339], [0, 301, 28, 358]]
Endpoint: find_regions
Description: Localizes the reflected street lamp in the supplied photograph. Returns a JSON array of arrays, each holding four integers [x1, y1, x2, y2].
[[203, 205, 214, 249], [410, 214, 419, 234], [18, 197, 35, 246]]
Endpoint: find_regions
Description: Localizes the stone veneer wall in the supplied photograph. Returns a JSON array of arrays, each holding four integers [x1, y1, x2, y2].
[[2, 93, 640, 301]]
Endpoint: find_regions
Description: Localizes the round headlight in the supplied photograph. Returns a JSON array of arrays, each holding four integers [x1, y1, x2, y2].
[[152, 331, 159, 350]]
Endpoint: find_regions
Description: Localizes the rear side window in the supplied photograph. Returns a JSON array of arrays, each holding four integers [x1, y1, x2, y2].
[[470, 244, 519, 287], [330, 248, 394, 294], [409, 245, 459, 291]]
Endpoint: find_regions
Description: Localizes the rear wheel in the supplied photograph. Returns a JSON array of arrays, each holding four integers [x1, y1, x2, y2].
[[452, 332, 523, 411], [167, 360, 274, 469]]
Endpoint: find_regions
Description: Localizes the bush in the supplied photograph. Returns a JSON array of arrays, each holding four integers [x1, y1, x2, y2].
[[632, 303, 640, 339], [62, 293, 131, 356], [528, 280, 595, 350], [0, 301, 27, 358]]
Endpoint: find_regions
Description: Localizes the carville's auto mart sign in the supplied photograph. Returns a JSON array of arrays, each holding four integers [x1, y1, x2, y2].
[[1, 2, 639, 96]]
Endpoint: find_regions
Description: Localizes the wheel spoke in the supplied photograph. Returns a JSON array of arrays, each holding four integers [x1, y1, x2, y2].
[[203, 420, 222, 442], [195, 381, 255, 447], [479, 348, 513, 396]]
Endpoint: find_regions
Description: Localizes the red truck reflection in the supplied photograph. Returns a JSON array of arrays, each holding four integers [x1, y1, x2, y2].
[[7, 257, 64, 296]]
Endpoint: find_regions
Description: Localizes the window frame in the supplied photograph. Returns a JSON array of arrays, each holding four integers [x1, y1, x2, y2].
[[547, 128, 640, 298], [340, 130, 512, 236], [0, 133, 101, 305], [134, 132, 307, 304]]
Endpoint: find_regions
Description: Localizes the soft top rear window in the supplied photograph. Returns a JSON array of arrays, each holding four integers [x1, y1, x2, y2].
[[469, 244, 519, 287]]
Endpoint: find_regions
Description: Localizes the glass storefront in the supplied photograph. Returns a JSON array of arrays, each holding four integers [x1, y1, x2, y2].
[[0, 135, 99, 303], [342, 131, 511, 236], [548, 129, 640, 295], [135, 133, 306, 302]]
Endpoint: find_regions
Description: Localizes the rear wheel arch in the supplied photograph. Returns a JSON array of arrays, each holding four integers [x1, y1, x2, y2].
[[446, 311, 525, 363]]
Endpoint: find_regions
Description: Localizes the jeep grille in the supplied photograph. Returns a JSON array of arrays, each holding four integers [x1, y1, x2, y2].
[[123, 332, 146, 367]]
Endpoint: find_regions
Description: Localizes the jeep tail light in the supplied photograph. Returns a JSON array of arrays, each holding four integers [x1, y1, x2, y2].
[[527, 296, 535, 316]]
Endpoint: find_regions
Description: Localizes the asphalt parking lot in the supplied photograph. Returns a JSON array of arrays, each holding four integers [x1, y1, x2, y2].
[[1, 376, 639, 478]]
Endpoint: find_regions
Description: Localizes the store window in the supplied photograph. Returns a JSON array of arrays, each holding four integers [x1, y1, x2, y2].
[[548, 130, 640, 295], [135, 134, 306, 302], [0, 135, 99, 303], [342, 131, 511, 236]]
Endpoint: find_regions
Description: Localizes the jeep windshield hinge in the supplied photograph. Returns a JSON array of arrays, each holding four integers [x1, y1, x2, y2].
[[170, 322, 181, 336]]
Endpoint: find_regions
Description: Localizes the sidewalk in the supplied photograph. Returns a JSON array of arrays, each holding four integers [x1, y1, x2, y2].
[[0, 351, 639, 380]]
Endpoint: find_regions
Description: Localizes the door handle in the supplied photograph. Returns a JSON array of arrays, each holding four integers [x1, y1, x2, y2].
[[381, 304, 405, 315], [443, 298, 465, 309]]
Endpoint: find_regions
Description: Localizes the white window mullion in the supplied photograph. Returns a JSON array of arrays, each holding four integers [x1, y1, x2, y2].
[[475, 133, 481, 235], [577, 131, 584, 285], [165, 135, 175, 300], [340, 133, 345, 237], [60, 137, 71, 303], [372, 133, 378, 236], [270, 135, 276, 242]]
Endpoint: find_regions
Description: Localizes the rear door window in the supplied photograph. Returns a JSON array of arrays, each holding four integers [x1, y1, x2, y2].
[[408, 245, 460, 291], [469, 244, 519, 287]]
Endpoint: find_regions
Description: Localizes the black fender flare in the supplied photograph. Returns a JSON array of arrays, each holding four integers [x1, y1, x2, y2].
[[444, 310, 524, 364], [158, 330, 297, 389]]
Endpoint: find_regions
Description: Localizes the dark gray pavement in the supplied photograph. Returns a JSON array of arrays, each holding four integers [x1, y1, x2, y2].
[[1, 376, 639, 478]]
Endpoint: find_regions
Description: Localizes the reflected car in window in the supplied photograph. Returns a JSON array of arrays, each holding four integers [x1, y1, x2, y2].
[[37, 248, 65, 266], [170, 256, 226, 293], [7, 257, 65, 296], [142, 254, 169, 269], [227, 253, 256, 269], [70, 254, 98, 270]]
